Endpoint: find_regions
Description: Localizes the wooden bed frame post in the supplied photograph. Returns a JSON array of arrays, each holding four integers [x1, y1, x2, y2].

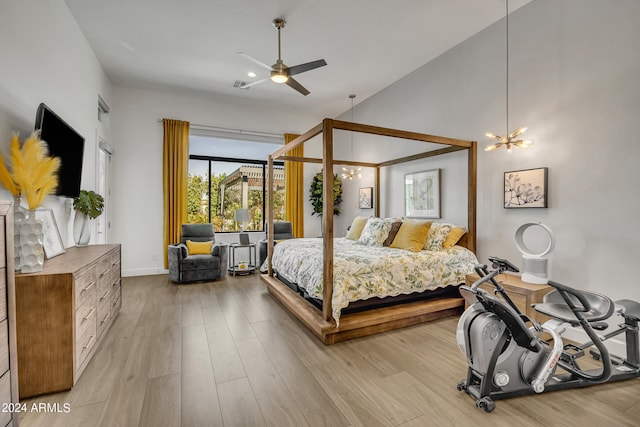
[[374, 167, 380, 217], [467, 141, 477, 253], [322, 119, 335, 322], [267, 155, 275, 276]]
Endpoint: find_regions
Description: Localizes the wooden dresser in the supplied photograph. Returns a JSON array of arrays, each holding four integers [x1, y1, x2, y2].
[[15, 244, 121, 399], [0, 201, 19, 426]]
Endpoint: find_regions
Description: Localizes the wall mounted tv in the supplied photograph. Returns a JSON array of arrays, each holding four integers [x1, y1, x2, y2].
[[34, 103, 85, 198]]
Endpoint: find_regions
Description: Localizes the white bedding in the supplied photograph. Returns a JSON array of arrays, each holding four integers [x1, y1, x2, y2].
[[265, 237, 478, 323]]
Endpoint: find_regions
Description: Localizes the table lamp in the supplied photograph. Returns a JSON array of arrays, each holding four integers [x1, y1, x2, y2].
[[235, 209, 250, 244]]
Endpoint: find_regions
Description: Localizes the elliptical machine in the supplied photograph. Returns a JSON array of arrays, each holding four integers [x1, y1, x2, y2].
[[456, 256, 640, 412]]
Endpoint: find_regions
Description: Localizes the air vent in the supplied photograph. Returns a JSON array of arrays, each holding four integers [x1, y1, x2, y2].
[[233, 80, 250, 90]]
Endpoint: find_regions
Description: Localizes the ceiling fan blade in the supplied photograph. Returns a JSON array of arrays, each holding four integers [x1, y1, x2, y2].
[[287, 59, 327, 76], [239, 77, 270, 89], [285, 77, 310, 96], [237, 52, 273, 71]]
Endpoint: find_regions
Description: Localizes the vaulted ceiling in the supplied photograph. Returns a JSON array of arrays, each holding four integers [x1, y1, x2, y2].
[[65, 0, 532, 117]]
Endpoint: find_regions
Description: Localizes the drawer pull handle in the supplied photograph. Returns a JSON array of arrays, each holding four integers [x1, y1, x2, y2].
[[82, 308, 95, 321], [82, 335, 96, 350], [81, 281, 96, 292], [101, 313, 110, 323], [100, 290, 110, 301]]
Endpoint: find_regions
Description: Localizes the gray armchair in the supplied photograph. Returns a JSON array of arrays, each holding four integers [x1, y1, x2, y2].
[[168, 224, 228, 283], [258, 221, 294, 268]]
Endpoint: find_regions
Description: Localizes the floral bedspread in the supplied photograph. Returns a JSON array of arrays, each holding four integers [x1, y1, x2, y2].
[[265, 238, 478, 323]]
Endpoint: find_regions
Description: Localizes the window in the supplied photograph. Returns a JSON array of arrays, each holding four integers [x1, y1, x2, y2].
[[187, 136, 285, 232]]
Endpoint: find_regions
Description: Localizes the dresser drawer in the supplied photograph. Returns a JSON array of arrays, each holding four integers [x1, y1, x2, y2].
[[111, 280, 122, 313], [0, 319, 8, 376], [97, 290, 112, 336], [76, 311, 97, 367], [75, 298, 97, 346], [0, 271, 6, 321], [75, 270, 97, 308]]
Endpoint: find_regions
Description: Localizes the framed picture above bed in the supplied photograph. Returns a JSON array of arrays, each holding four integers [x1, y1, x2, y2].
[[405, 169, 440, 218], [504, 167, 548, 208], [358, 187, 373, 209]]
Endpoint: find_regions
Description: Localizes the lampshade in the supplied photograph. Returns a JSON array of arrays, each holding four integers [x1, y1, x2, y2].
[[234, 209, 250, 223]]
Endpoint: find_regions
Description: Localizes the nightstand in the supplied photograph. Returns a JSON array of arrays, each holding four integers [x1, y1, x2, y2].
[[228, 243, 257, 276], [465, 273, 553, 323]]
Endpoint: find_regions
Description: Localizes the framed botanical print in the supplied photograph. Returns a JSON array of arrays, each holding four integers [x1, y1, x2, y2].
[[504, 167, 548, 208], [404, 169, 440, 218], [359, 187, 373, 209]]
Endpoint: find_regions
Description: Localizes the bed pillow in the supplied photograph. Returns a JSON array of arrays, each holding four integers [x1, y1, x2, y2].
[[390, 220, 432, 252], [424, 223, 453, 251], [383, 221, 403, 247], [345, 216, 370, 240], [186, 240, 213, 255], [358, 217, 393, 246], [443, 226, 467, 249]]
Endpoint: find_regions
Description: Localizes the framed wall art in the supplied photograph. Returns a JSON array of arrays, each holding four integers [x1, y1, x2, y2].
[[504, 167, 548, 208], [35, 208, 66, 258], [405, 169, 440, 218], [359, 187, 373, 209]]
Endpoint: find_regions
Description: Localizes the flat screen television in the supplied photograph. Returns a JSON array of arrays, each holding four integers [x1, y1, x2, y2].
[[34, 103, 85, 198]]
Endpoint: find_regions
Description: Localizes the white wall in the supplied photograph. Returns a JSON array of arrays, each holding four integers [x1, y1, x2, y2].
[[341, 0, 640, 303], [110, 86, 319, 275], [4, 0, 638, 309], [0, 0, 112, 245]]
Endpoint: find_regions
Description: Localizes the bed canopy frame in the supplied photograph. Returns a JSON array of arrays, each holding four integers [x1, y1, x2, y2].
[[262, 118, 477, 344]]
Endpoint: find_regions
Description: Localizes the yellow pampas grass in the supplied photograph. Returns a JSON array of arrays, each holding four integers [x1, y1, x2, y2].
[[0, 135, 21, 195], [0, 132, 60, 209]]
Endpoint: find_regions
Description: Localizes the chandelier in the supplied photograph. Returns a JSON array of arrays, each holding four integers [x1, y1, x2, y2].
[[341, 94, 362, 179], [485, 0, 533, 153]]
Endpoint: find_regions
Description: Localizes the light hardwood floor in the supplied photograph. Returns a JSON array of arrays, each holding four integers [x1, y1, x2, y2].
[[19, 274, 640, 427]]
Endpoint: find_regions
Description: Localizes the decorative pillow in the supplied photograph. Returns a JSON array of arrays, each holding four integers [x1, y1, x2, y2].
[[383, 221, 403, 247], [345, 216, 370, 240], [358, 217, 393, 246], [424, 223, 453, 251], [443, 226, 467, 249], [186, 240, 213, 255], [390, 220, 432, 252]]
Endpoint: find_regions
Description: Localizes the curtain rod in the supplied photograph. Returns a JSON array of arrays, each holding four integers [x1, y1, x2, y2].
[[157, 119, 283, 140]]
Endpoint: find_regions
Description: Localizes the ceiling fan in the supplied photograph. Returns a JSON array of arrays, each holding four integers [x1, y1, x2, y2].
[[238, 18, 327, 96]]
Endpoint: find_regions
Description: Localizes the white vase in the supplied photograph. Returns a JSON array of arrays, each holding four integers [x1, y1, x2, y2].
[[73, 211, 91, 246], [19, 210, 44, 273], [13, 195, 29, 271]]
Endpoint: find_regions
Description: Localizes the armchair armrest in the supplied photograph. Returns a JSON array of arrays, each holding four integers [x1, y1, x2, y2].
[[168, 243, 188, 282], [213, 242, 229, 278]]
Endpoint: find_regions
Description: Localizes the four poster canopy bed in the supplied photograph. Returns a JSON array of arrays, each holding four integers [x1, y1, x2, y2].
[[262, 118, 477, 344]]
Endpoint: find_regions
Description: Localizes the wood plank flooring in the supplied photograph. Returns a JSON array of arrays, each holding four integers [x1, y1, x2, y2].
[[19, 274, 640, 427]]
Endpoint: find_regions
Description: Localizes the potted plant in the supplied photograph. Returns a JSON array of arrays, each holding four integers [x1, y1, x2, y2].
[[309, 172, 342, 235], [73, 190, 104, 246], [309, 172, 343, 216]]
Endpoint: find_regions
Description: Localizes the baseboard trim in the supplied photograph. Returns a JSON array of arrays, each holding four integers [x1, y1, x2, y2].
[[123, 268, 168, 277]]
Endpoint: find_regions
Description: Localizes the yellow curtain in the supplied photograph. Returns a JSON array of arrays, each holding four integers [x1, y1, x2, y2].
[[284, 133, 304, 237], [162, 119, 190, 268]]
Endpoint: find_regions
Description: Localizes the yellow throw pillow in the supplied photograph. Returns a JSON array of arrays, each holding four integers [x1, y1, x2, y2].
[[390, 220, 432, 252], [345, 216, 370, 240], [186, 240, 213, 255], [443, 227, 467, 249]]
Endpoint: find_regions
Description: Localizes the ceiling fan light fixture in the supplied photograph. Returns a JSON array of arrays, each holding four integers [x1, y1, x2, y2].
[[270, 73, 288, 83]]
